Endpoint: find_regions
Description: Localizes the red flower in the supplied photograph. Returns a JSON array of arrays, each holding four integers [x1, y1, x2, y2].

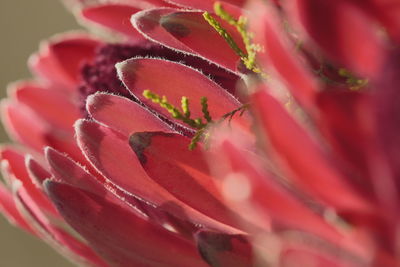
[[1, 0, 399, 266]]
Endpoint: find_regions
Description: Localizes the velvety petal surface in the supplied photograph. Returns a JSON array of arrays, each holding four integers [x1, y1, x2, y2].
[[81, 4, 143, 40], [45, 180, 208, 267], [11, 81, 79, 132], [285, 0, 386, 77], [131, 8, 244, 72], [87, 93, 172, 136], [75, 119, 241, 233], [252, 88, 373, 214], [116, 58, 246, 129], [129, 132, 238, 227], [29, 33, 101, 90]]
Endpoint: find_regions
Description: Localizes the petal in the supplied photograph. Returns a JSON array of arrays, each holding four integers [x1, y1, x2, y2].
[[164, 0, 246, 11], [252, 88, 373, 214], [212, 137, 347, 246], [116, 58, 246, 130], [0, 183, 36, 234], [15, 185, 108, 267], [81, 4, 143, 40], [25, 155, 51, 186], [29, 33, 101, 90], [1, 100, 84, 162], [131, 8, 243, 72], [87, 93, 172, 136], [45, 180, 208, 267], [75, 119, 242, 233], [2, 100, 50, 151], [367, 0, 400, 44], [195, 230, 252, 267], [10, 81, 79, 132], [316, 91, 373, 188], [0, 147, 59, 217], [129, 132, 238, 227], [249, 2, 319, 110], [285, 0, 386, 77]]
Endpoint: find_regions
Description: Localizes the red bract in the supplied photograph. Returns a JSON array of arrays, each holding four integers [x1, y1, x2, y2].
[[1, 0, 399, 266]]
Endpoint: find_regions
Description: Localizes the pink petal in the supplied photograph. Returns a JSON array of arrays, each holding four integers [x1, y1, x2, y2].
[[131, 8, 244, 72], [2, 100, 50, 151], [249, 2, 319, 110], [81, 4, 143, 40], [29, 33, 101, 90], [15, 185, 108, 267], [0, 147, 59, 217], [25, 155, 51, 186], [195, 230, 252, 267], [129, 132, 239, 227], [75, 119, 241, 233], [0, 183, 36, 234], [280, 245, 360, 267], [86, 93, 172, 136], [116, 58, 246, 129], [316, 91, 374, 189], [1, 100, 84, 162], [45, 180, 208, 267], [252, 88, 373, 214], [285, 0, 386, 77], [10, 81, 79, 132], [45, 146, 206, 238], [213, 138, 347, 246], [164, 0, 246, 11], [367, 0, 400, 44], [45, 146, 117, 202]]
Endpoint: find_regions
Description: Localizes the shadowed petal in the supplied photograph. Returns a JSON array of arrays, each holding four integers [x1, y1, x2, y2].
[[45, 180, 208, 267], [131, 8, 243, 72], [87, 93, 172, 136], [252, 88, 373, 214]]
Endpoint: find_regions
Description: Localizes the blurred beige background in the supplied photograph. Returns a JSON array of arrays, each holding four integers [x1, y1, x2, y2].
[[0, 1, 81, 266]]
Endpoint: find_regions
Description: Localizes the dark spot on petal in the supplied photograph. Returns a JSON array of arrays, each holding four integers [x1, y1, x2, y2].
[[195, 231, 251, 267], [129, 132, 155, 164], [129, 132, 174, 164], [160, 14, 191, 38]]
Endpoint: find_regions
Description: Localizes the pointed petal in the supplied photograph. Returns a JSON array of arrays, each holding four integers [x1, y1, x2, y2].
[[249, 2, 319, 110], [1, 100, 84, 162], [0, 183, 36, 234], [164, 0, 246, 11], [11, 81, 79, 132], [29, 33, 101, 90], [129, 132, 238, 227], [81, 4, 143, 40], [2, 100, 50, 151], [75, 119, 241, 233], [87, 93, 172, 136], [131, 8, 243, 72], [316, 91, 373, 188], [252, 88, 373, 214], [0, 147, 59, 217], [25, 155, 51, 186], [285, 0, 386, 77], [214, 139, 347, 245], [15, 184, 108, 267], [116, 58, 246, 129], [45, 180, 208, 267]]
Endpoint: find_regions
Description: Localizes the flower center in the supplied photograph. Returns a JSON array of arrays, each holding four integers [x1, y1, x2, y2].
[[78, 42, 241, 113]]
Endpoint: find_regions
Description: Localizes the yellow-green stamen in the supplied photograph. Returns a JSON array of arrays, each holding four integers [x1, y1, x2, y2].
[[338, 68, 368, 91], [143, 90, 248, 150], [203, 2, 266, 77]]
